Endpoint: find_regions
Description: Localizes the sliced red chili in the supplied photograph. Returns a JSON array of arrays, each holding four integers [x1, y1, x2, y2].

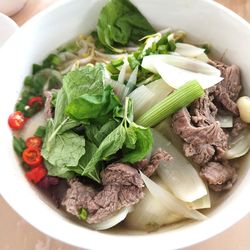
[[26, 165, 47, 184], [22, 147, 42, 167], [26, 136, 43, 149], [28, 96, 43, 112], [8, 111, 26, 130]]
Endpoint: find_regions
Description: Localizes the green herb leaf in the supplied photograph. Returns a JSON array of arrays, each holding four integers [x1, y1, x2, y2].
[[79, 208, 88, 221], [63, 64, 105, 102], [13, 136, 26, 156], [44, 160, 75, 179], [122, 122, 153, 163], [42, 130, 85, 169], [34, 126, 46, 138], [66, 85, 121, 121], [97, 0, 155, 52], [82, 124, 126, 182]]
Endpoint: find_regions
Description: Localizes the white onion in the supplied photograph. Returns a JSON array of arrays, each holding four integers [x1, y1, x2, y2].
[[225, 129, 250, 159], [216, 114, 233, 128], [152, 129, 208, 202], [142, 54, 221, 76], [142, 55, 223, 89], [186, 193, 211, 210], [118, 59, 128, 86], [140, 172, 206, 221], [89, 206, 133, 230], [142, 33, 162, 53], [175, 43, 205, 57], [129, 79, 173, 119], [125, 189, 183, 231], [129, 85, 155, 118]]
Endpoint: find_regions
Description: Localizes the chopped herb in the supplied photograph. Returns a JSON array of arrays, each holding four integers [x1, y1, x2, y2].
[[79, 208, 88, 221]]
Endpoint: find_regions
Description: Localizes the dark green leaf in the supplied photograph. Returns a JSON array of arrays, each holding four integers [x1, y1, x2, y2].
[[97, 0, 155, 52], [66, 85, 121, 121], [44, 160, 75, 179], [82, 124, 126, 182], [13, 136, 26, 156], [122, 123, 153, 163], [34, 126, 46, 138], [63, 64, 105, 103]]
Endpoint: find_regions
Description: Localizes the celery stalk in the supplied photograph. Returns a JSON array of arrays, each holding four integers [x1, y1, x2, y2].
[[135, 80, 204, 127]]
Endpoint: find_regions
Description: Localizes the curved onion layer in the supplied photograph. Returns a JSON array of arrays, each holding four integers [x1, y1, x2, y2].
[[152, 129, 208, 202], [216, 114, 233, 128], [125, 188, 183, 231], [175, 43, 205, 57], [225, 129, 250, 159], [88, 206, 133, 231], [141, 54, 223, 89], [129, 79, 173, 119], [140, 172, 206, 221]]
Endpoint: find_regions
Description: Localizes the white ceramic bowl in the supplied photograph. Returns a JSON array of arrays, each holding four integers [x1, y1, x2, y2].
[[0, 0, 250, 249], [0, 13, 18, 47]]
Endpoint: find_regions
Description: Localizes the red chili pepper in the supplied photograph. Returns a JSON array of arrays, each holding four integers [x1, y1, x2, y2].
[[26, 136, 43, 149], [22, 147, 42, 167], [28, 96, 43, 111], [26, 165, 47, 183], [8, 111, 26, 130]]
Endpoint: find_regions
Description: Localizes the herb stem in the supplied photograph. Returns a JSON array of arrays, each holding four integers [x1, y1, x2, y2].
[[135, 80, 204, 127]]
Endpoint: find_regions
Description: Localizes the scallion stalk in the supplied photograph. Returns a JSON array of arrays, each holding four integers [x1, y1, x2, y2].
[[135, 80, 204, 127]]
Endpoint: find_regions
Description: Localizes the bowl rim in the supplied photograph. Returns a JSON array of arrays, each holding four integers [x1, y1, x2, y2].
[[0, 0, 250, 249], [0, 12, 19, 47]]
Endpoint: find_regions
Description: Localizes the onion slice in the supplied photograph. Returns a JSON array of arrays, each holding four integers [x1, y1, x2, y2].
[[175, 43, 205, 57], [141, 54, 223, 89], [140, 172, 206, 221], [152, 129, 208, 202], [216, 114, 233, 128], [225, 129, 250, 159], [89, 206, 133, 231]]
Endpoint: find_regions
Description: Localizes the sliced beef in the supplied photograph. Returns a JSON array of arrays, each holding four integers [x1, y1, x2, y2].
[[62, 150, 172, 224], [101, 163, 144, 186], [209, 61, 241, 115], [190, 92, 218, 126], [200, 161, 237, 192], [172, 107, 228, 165], [134, 148, 173, 177], [62, 164, 144, 224]]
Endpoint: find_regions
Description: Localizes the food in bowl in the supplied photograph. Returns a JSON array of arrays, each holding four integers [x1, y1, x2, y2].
[[8, 0, 250, 232]]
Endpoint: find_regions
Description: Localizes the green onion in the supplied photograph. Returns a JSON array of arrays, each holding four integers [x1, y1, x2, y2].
[[135, 80, 204, 127], [78, 208, 88, 221], [128, 56, 140, 70], [111, 58, 124, 67], [106, 63, 120, 74]]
